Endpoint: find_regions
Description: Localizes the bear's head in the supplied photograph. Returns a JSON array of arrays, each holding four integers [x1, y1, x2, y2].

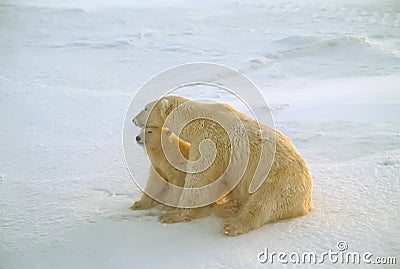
[[136, 126, 172, 150], [132, 95, 191, 128]]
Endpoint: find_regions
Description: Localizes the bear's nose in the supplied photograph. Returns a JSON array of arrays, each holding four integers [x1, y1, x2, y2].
[[136, 136, 141, 141]]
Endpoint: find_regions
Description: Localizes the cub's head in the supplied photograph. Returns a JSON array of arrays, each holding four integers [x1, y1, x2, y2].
[[136, 127, 172, 150], [132, 95, 190, 128]]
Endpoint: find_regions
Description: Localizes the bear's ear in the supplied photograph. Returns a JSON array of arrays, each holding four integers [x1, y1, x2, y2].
[[160, 99, 169, 113]]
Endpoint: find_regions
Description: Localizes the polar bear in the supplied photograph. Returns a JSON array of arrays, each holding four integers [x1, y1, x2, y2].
[[130, 126, 190, 210], [132, 95, 313, 236]]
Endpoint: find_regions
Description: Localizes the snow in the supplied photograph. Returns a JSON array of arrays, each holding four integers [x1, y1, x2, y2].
[[1, 0, 399, 268]]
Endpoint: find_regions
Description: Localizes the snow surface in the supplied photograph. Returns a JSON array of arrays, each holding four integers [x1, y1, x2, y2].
[[1, 0, 399, 268]]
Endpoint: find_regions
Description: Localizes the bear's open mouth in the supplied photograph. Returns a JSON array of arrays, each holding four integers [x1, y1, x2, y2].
[[136, 141, 144, 146]]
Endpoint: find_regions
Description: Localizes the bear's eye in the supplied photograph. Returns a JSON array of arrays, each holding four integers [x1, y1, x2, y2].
[[147, 130, 152, 134], [144, 108, 148, 111]]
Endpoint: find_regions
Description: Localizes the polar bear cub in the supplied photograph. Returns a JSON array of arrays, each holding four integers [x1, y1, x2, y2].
[[130, 126, 190, 210]]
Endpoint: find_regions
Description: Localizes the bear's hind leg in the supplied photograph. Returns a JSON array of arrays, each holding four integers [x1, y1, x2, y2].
[[222, 191, 280, 236], [222, 185, 311, 236]]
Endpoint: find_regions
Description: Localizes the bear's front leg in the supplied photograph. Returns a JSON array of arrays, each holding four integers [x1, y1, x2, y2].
[[130, 194, 158, 210], [158, 173, 213, 223], [158, 139, 223, 222], [158, 207, 210, 223], [158, 208, 198, 223], [130, 167, 166, 210]]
